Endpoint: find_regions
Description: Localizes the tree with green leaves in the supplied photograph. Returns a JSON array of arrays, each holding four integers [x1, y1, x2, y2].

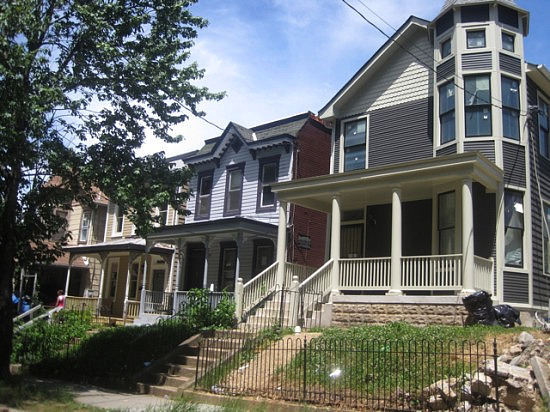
[[0, 0, 223, 381]]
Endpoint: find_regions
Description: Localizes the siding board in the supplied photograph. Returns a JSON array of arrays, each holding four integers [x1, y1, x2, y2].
[[436, 144, 457, 157], [437, 57, 455, 82], [499, 53, 522, 77], [464, 140, 495, 162], [462, 52, 492, 71], [502, 142, 526, 187], [503, 271, 529, 303]]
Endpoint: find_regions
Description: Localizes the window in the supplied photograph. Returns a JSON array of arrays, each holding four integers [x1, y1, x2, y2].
[[539, 98, 549, 158], [505, 190, 524, 267], [257, 156, 279, 212], [544, 204, 550, 275], [465, 75, 492, 137], [438, 191, 455, 254], [195, 171, 213, 220], [467, 30, 486, 49], [435, 10, 454, 37], [158, 201, 169, 226], [224, 164, 244, 216], [129, 263, 140, 299], [502, 32, 515, 52], [52, 211, 68, 242], [108, 260, 118, 298], [343, 119, 367, 172], [502, 76, 520, 140], [441, 39, 452, 59], [80, 211, 91, 242], [439, 82, 456, 144], [113, 205, 124, 235]]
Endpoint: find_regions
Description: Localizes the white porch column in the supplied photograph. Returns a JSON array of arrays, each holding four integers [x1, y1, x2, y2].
[[64, 256, 73, 295], [139, 247, 150, 316], [202, 237, 210, 289], [330, 195, 341, 292], [123, 252, 138, 319], [388, 187, 403, 296], [461, 178, 476, 295], [234, 233, 242, 292], [276, 201, 288, 288], [97, 253, 108, 311]]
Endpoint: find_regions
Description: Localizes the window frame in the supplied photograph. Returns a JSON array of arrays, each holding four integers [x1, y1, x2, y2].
[[464, 74, 492, 137], [79, 210, 92, 243], [256, 155, 280, 213], [157, 201, 169, 226], [501, 32, 515, 53], [539, 96, 550, 159], [439, 81, 456, 144], [112, 205, 124, 237], [223, 163, 245, 217], [195, 169, 214, 220], [501, 75, 521, 141], [504, 190, 524, 268], [341, 117, 368, 172], [466, 30, 486, 49], [440, 38, 452, 59]]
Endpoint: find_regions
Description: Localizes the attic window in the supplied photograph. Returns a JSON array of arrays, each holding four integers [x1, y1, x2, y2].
[[461, 5, 489, 23], [498, 5, 519, 28], [231, 137, 242, 153]]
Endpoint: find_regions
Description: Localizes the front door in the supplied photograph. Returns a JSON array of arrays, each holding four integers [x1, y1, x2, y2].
[[252, 240, 274, 277], [184, 243, 205, 290], [218, 242, 237, 292]]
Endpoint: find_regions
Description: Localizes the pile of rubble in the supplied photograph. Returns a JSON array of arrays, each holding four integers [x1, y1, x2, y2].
[[423, 331, 550, 411]]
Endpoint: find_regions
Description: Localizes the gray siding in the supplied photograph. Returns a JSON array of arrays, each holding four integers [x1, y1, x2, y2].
[[499, 53, 522, 77], [502, 142, 526, 187], [462, 52, 492, 71], [368, 97, 434, 167], [527, 78, 550, 307], [436, 144, 457, 157], [437, 57, 455, 83], [503, 271, 529, 304], [464, 140, 495, 162]]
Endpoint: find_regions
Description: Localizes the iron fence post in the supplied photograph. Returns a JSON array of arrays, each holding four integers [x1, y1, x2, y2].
[[303, 336, 307, 401], [494, 337, 499, 411]]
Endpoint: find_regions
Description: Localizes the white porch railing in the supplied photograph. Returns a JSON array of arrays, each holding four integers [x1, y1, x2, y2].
[[299, 259, 334, 296], [339, 258, 391, 290], [173, 291, 234, 314], [241, 261, 279, 315], [143, 291, 173, 315], [126, 300, 140, 318], [401, 254, 463, 290], [474, 256, 494, 292], [284, 262, 316, 288]]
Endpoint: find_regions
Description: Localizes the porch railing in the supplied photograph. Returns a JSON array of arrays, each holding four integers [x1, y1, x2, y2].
[[339, 257, 391, 290], [173, 291, 234, 314], [143, 291, 173, 315], [64, 296, 99, 314], [125, 300, 140, 318], [284, 262, 316, 287], [474, 256, 494, 293], [299, 259, 334, 296], [241, 261, 279, 316], [401, 254, 463, 290]]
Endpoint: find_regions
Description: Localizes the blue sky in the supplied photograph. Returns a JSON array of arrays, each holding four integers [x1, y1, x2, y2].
[[140, 0, 550, 157]]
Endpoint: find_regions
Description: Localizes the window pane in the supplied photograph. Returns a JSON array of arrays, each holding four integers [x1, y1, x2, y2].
[[505, 191, 523, 229], [439, 192, 455, 229], [466, 107, 492, 136], [441, 39, 452, 58], [262, 187, 275, 206], [199, 196, 210, 216], [502, 77, 519, 109], [505, 227, 523, 266], [344, 146, 365, 171], [545, 205, 550, 274], [503, 108, 520, 140], [228, 191, 240, 211], [502, 33, 515, 52], [441, 112, 456, 143], [540, 100, 549, 157], [200, 176, 212, 196], [467, 30, 486, 48], [344, 120, 366, 147], [229, 169, 242, 191], [262, 163, 277, 184], [439, 228, 455, 255], [465, 76, 490, 106], [439, 82, 455, 113]]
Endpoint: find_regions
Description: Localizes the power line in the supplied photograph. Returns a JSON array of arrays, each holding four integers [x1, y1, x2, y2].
[[181, 105, 224, 131], [341, 0, 529, 118]]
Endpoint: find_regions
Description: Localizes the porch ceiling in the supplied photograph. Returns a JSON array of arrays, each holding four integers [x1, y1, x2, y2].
[[146, 216, 278, 245], [272, 152, 503, 213]]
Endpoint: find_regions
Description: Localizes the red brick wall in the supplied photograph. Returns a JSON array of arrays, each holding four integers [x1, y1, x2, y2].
[[289, 118, 331, 268]]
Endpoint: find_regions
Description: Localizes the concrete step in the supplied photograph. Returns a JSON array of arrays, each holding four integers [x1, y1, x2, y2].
[[148, 384, 181, 398], [163, 374, 193, 387]]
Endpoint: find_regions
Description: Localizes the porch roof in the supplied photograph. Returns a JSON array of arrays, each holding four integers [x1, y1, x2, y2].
[[63, 238, 174, 258], [146, 217, 278, 245], [271, 152, 503, 213]]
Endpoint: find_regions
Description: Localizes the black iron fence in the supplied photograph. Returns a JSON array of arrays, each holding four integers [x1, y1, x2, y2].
[[196, 335, 499, 411]]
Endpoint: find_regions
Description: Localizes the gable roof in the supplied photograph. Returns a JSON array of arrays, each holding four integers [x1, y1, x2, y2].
[[318, 16, 430, 120], [173, 112, 325, 165]]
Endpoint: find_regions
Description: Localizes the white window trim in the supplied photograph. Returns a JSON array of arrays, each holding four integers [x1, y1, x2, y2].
[[112, 204, 124, 237], [439, 36, 453, 61], [79, 211, 92, 243], [339, 114, 369, 173]]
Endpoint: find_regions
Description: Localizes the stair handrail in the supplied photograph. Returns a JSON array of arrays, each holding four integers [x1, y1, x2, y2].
[[298, 259, 334, 297], [12, 304, 42, 322], [241, 261, 279, 316]]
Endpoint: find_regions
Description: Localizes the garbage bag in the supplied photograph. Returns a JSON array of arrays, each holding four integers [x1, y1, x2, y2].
[[493, 304, 521, 328], [463, 290, 497, 326]]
